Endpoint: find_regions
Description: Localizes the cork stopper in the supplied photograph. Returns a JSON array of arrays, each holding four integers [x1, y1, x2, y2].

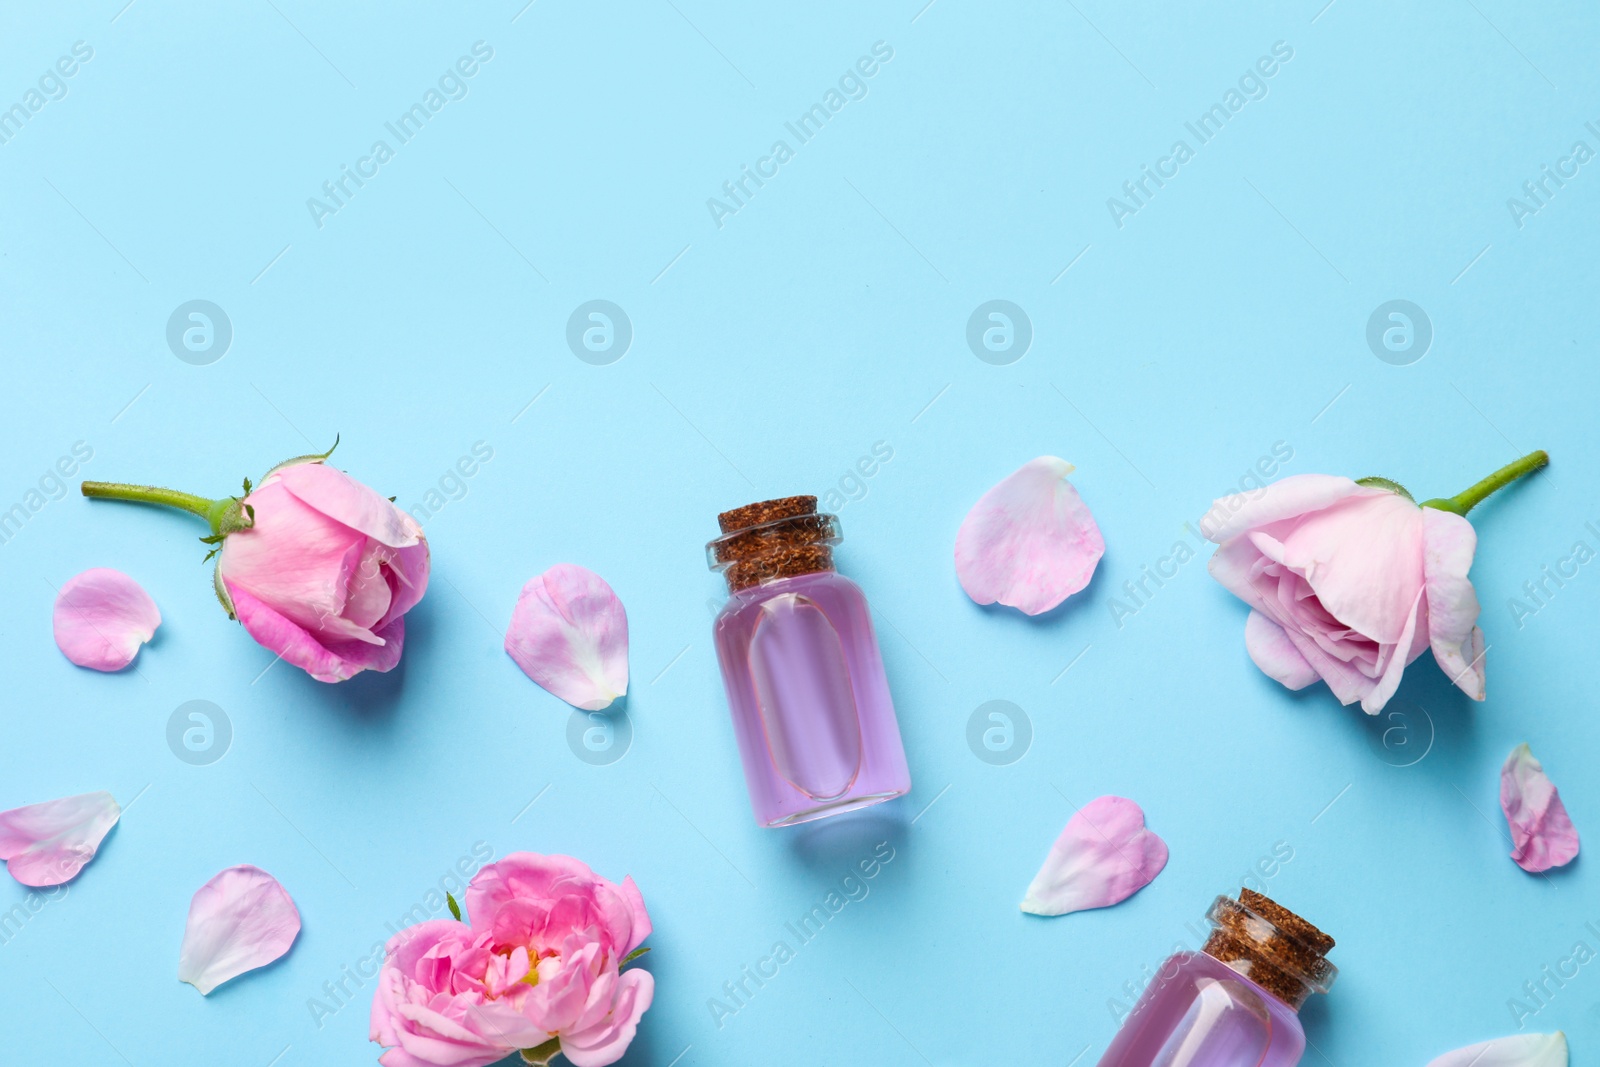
[[1201, 889, 1336, 1010], [708, 496, 841, 593]]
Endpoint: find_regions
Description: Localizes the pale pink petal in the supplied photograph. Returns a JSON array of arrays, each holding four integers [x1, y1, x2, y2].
[[52, 568, 160, 671], [1020, 796, 1168, 916], [505, 565, 629, 711], [1500, 744, 1580, 873], [1273, 491, 1426, 645], [0, 791, 120, 887], [178, 864, 301, 994], [1425, 1032, 1568, 1067], [377, 541, 431, 630], [1199, 474, 1375, 543], [954, 456, 1105, 616], [275, 461, 422, 548], [617, 875, 652, 956], [465, 852, 602, 921], [1423, 507, 1487, 701], [560, 969, 655, 1067], [1360, 586, 1426, 715], [1244, 610, 1319, 690]]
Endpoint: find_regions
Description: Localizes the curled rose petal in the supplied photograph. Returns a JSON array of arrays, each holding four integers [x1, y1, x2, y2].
[[179, 865, 301, 994], [1423, 508, 1487, 701], [505, 565, 629, 711], [1500, 744, 1579, 873], [561, 968, 655, 1067], [227, 581, 404, 684], [52, 568, 160, 671], [1020, 795, 1168, 916], [955, 456, 1105, 616], [0, 791, 121, 887], [274, 461, 422, 549], [1425, 1032, 1567, 1067], [1244, 610, 1319, 690]]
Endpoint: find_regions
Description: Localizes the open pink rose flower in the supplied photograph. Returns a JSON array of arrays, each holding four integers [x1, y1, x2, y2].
[[81, 441, 428, 683], [1200, 452, 1547, 715], [372, 852, 653, 1067]]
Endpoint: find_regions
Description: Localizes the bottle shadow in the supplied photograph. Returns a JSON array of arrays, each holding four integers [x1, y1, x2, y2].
[[779, 806, 908, 874]]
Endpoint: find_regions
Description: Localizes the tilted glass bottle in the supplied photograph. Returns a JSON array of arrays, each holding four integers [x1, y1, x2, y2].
[[1098, 890, 1337, 1067], [707, 496, 911, 827]]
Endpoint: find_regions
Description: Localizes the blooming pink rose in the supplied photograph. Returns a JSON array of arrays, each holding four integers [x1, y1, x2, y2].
[[372, 853, 653, 1067], [1201, 474, 1486, 714], [218, 461, 429, 683]]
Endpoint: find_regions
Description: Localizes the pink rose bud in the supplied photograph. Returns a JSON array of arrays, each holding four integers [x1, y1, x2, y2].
[[81, 440, 428, 683], [1200, 452, 1547, 715]]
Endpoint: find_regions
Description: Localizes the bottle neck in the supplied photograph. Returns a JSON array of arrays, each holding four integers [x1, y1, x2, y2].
[[1201, 891, 1336, 1012]]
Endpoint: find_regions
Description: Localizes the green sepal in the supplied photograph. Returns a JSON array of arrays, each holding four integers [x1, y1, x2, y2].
[[260, 434, 340, 482], [622, 946, 651, 966], [1354, 476, 1413, 501], [520, 1037, 562, 1065], [446, 893, 462, 921], [213, 563, 236, 620]]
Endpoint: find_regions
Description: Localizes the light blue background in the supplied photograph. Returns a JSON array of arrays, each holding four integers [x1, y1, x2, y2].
[[1, 1, 1596, 1064]]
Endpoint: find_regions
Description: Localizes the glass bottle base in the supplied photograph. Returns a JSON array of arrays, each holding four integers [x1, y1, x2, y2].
[[760, 787, 908, 828]]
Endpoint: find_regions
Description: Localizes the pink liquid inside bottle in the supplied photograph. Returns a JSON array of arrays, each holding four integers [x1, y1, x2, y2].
[[1098, 890, 1337, 1067], [708, 497, 911, 827]]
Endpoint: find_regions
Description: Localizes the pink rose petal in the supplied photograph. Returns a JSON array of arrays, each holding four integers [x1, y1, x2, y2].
[[178, 865, 301, 994], [1020, 795, 1168, 916], [0, 791, 121, 887], [1500, 743, 1579, 873], [560, 968, 655, 1067], [227, 579, 404, 684], [1197, 473, 1372, 543], [1423, 507, 1487, 701], [505, 564, 629, 711], [955, 456, 1105, 615], [1425, 1032, 1568, 1067], [52, 568, 160, 671], [1243, 610, 1319, 690], [275, 461, 423, 549]]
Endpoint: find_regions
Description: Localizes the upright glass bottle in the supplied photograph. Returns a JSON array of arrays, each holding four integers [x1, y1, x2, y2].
[[1098, 890, 1337, 1067], [707, 496, 911, 827]]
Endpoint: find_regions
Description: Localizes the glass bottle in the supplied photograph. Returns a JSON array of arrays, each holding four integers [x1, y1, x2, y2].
[[707, 496, 911, 827], [1098, 889, 1337, 1067]]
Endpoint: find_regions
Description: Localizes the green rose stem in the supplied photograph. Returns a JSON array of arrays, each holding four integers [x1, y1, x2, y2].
[[1421, 450, 1549, 516], [79, 481, 235, 535]]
